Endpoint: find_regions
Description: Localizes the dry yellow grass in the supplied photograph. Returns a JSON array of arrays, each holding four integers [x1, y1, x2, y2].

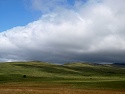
[[0, 82, 125, 94], [0, 87, 125, 94]]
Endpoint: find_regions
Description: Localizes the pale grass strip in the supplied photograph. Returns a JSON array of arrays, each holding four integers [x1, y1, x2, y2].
[[0, 88, 125, 94]]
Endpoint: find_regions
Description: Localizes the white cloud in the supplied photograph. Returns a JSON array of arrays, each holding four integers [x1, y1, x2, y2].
[[30, 0, 68, 13], [0, 0, 125, 63]]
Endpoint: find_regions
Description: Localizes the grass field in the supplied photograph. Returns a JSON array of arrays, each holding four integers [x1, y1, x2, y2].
[[0, 61, 125, 94]]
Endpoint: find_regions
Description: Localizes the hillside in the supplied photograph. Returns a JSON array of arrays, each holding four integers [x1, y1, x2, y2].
[[0, 61, 125, 89]]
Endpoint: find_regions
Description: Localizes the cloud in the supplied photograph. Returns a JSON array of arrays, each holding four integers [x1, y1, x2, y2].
[[30, 0, 68, 13], [0, 0, 125, 63]]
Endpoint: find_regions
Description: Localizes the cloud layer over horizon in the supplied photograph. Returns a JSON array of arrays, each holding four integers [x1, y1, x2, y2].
[[0, 0, 125, 63]]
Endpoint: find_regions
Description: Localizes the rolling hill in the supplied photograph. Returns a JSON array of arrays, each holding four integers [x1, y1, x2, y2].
[[0, 61, 125, 90]]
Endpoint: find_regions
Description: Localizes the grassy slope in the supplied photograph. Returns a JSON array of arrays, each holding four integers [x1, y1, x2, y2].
[[0, 61, 125, 89]]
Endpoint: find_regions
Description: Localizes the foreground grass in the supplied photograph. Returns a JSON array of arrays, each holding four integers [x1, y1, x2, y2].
[[0, 61, 125, 93], [0, 82, 125, 94], [0, 88, 125, 94]]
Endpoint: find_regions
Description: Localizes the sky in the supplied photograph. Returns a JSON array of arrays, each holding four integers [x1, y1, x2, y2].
[[0, 0, 125, 63], [0, 0, 41, 32]]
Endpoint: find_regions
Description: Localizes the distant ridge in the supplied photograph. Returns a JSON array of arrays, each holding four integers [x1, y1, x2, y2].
[[112, 63, 125, 67]]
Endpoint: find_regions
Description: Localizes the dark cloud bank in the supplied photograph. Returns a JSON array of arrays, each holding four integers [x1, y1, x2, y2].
[[0, 0, 125, 64]]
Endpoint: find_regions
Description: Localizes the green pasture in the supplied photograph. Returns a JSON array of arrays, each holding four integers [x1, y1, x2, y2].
[[0, 61, 125, 89]]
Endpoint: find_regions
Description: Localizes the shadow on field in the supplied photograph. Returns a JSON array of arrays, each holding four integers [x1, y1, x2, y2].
[[13, 64, 81, 75], [13, 63, 125, 77]]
